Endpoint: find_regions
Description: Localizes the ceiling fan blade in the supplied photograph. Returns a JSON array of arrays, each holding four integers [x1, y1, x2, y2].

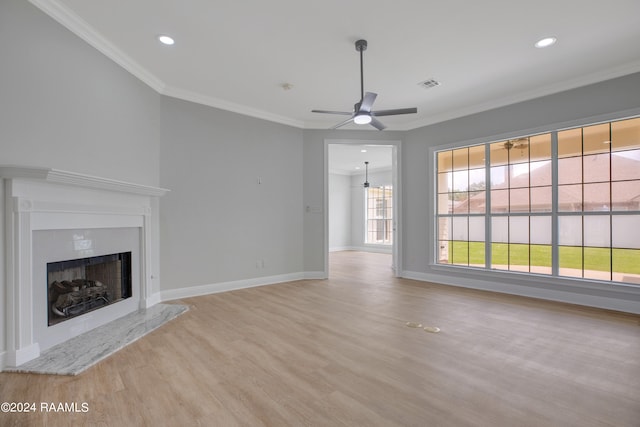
[[369, 117, 386, 131], [359, 92, 377, 112], [371, 107, 418, 117], [311, 109, 352, 115], [332, 116, 356, 129]]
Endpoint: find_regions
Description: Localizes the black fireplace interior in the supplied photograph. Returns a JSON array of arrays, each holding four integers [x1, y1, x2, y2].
[[47, 252, 132, 326]]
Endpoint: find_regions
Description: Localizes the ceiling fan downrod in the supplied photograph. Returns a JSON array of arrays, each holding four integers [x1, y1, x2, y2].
[[310, 38, 417, 130], [356, 39, 367, 103]]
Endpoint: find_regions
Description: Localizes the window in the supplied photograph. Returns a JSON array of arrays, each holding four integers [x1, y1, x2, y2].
[[366, 186, 393, 244], [436, 117, 640, 286]]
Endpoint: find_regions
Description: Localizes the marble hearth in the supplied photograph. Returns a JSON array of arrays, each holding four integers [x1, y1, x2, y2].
[[1, 166, 169, 368]]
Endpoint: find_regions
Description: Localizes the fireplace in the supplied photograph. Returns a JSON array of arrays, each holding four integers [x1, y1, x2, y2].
[[47, 252, 132, 326], [0, 166, 169, 368]]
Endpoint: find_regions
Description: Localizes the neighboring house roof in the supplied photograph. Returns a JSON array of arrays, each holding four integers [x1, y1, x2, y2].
[[451, 151, 640, 213]]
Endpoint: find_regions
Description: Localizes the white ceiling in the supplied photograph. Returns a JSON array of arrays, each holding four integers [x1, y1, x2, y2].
[[329, 144, 392, 175], [31, 0, 640, 131]]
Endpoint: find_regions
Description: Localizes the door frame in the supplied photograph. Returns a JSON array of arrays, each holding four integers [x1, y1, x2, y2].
[[324, 138, 403, 277]]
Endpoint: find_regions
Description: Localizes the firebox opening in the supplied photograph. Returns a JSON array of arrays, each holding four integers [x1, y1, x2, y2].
[[47, 252, 132, 326]]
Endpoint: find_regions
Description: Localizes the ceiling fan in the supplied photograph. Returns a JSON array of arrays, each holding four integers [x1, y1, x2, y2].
[[503, 138, 528, 151], [312, 39, 417, 130]]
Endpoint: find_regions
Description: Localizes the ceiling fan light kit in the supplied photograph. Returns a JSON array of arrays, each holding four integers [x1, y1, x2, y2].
[[354, 113, 372, 124], [312, 39, 417, 130]]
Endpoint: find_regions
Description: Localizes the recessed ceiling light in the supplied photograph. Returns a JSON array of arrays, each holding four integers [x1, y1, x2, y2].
[[534, 37, 557, 48], [361, 149, 367, 153], [158, 35, 175, 45]]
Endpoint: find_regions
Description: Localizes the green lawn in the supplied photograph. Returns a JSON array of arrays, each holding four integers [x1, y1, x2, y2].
[[448, 241, 640, 274]]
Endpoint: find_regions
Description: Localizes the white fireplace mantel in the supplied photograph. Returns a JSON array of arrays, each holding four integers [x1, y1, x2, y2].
[[0, 165, 169, 197], [1, 166, 169, 367]]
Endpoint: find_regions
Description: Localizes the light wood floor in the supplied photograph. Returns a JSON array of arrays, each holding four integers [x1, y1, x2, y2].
[[2, 251, 639, 426]]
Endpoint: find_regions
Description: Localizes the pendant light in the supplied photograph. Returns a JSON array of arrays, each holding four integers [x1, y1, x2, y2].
[[363, 161, 370, 188]]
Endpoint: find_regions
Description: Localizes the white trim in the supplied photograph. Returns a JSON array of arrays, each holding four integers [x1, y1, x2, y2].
[[427, 107, 640, 153], [1, 167, 167, 367], [427, 110, 640, 310], [162, 86, 305, 129], [325, 139, 403, 278], [28, 2, 640, 132], [400, 60, 640, 131], [6, 343, 41, 367], [329, 246, 393, 254], [402, 269, 640, 314], [0, 166, 169, 197], [303, 271, 326, 280], [159, 272, 312, 302], [27, 1, 305, 130], [143, 292, 163, 309], [329, 246, 354, 252], [324, 142, 330, 278], [28, 0, 166, 93]]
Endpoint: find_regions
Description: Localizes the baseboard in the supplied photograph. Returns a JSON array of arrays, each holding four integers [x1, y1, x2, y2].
[[353, 245, 392, 254], [401, 269, 640, 314], [160, 272, 316, 302], [141, 292, 162, 309], [3, 343, 41, 368], [330, 246, 392, 254], [303, 271, 326, 280]]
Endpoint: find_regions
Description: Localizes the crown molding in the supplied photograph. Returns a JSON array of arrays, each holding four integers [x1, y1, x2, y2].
[[400, 59, 640, 131], [162, 85, 305, 129], [29, 0, 166, 93], [28, 0, 640, 132], [29, 0, 305, 129], [0, 165, 170, 197]]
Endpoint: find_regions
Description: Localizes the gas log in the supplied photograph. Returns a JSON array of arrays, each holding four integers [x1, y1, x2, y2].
[[50, 279, 110, 317]]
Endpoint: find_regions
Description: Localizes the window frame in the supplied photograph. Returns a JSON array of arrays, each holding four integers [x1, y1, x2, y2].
[[365, 185, 393, 245], [432, 115, 640, 288]]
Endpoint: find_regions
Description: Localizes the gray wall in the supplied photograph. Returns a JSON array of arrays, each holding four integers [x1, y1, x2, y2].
[[0, 0, 161, 186], [329, 168, 393, 252], [159, 97, 304, 289], [328, 173, 351, 250], [403, 72, 640, 276], [0, 0, 161, 358], [399, 72, 640, 311], [302, 130, 403, 272], [3, 0, 640, 367], [302, 74, 640, 312], [350, 169, 393, 251]]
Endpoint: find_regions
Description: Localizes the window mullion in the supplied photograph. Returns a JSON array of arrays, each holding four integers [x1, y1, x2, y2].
[[485, 143, 491, 269], [551, 131, 559, 276]]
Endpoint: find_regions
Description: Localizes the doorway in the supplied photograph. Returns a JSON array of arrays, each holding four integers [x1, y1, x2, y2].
[[324, 139, 402, 277]]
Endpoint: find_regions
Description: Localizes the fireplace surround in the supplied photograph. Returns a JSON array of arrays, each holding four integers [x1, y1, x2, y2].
[[1, 166, 169, 367]]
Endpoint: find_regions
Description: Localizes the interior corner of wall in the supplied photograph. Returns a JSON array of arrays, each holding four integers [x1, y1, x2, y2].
[[142, 293, 162, 309]]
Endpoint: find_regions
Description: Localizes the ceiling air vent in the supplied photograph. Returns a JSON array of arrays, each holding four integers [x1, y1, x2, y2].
[[418, 78, 441, 89]]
